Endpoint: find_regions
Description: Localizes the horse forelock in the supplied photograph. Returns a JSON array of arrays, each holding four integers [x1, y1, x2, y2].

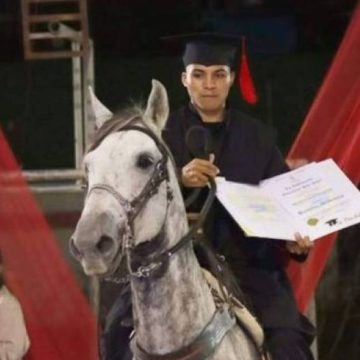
[[88, 104, 146, 152], [87, 103, 175, 173]]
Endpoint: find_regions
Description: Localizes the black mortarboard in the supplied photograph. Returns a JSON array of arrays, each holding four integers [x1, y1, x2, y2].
[[162, 32, 240, 68]]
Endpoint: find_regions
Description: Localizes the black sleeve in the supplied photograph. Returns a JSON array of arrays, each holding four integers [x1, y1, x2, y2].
[[162, 112, 189, 169], [260, 125, 289, 178], [265, 146, 289, 176], [162, 112, 194, 199]]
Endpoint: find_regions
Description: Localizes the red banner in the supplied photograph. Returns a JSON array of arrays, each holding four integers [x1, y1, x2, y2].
[[287, 5, 360, 311], [0, 130, 98, 360]]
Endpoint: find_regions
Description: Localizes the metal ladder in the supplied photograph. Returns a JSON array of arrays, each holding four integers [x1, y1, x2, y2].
[[20, 0, 89, 60], [20, 0, 94, 170]]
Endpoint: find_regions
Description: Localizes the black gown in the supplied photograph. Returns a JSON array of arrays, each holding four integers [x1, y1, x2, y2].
[[162, 104, 315, 359]]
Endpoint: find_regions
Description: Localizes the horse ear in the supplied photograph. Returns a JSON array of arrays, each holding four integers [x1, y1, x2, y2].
[[144, 79, 169, 132], [88, 87, 113, 129]]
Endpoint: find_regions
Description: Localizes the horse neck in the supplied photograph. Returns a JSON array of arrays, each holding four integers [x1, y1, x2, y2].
[[131, 176, 216, 354]]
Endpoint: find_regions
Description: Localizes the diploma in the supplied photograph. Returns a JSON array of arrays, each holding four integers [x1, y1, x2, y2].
[[216, 159, 360, 241]]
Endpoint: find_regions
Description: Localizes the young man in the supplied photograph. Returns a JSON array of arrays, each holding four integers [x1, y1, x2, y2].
[[162, 33, 315, 360], [0, 250, 30, 360]]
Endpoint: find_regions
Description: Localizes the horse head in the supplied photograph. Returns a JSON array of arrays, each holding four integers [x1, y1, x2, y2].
[[70, 80, 187, 277]]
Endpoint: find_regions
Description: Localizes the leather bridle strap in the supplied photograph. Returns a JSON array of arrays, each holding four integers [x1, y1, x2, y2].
[[124, 175, 216, 280], [87, 155, 169, 225], [81, 123, 172, 279], [87, 125, 170, 224], [130, 305, 236, 360], [90, 123, 216, 280]]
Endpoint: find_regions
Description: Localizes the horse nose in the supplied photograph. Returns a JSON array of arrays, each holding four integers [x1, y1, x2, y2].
[[69, 237, 82, 259], [70, 233, 117, 258], [96, 235, 116, 256], [70, 210, 124, 261]]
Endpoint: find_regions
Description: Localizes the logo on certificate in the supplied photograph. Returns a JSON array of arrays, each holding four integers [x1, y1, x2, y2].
[[325, 218, 338, 226], [307, 218, 319, 226]]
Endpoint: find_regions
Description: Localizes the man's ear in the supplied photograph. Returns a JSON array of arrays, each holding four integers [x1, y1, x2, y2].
[[230, 71, 235, 86], [181, 72, 188, 87]]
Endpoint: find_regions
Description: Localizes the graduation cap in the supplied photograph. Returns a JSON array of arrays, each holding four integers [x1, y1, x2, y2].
[[162, 32, 258, 105]]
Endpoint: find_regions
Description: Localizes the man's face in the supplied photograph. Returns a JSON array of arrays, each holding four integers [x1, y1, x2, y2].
[[182, 64, 235, 114]]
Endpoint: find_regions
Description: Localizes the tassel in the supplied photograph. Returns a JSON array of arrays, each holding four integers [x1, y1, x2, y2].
[[239, 36, 258, 105]]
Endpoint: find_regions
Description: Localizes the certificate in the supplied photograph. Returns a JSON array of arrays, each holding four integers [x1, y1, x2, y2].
[[215, 159, 360, 241]]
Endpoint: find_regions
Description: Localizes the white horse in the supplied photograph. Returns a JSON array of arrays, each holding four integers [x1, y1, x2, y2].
[[70, 80, 267, 360]]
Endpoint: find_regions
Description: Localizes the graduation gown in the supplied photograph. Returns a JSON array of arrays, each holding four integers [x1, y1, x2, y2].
[[163, 104, 310, 332]]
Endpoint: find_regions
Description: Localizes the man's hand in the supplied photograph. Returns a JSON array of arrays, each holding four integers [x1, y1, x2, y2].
[[286, 232, 314, 255], [181, 154, 219, 188], [286, 158, 309, 170]]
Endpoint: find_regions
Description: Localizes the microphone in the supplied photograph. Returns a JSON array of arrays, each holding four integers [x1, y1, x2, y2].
[[184, 126, 217, 208], [185, 126, 212, 160]]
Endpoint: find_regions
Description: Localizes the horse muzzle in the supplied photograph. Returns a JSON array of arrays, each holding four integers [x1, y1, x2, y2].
[[69, 211, 125, 275]]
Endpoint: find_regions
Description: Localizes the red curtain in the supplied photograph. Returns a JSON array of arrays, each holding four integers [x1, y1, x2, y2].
[[287, 4, 360, 312], [0, 129, 98, 359]]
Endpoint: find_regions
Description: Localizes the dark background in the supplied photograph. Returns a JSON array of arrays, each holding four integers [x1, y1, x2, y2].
[[0, 0, 356, 169], [1, 1, 360, 359]]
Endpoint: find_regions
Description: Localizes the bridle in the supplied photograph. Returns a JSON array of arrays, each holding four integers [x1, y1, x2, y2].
[[89, 124, 171, 222], [75, 119, 216, 282]]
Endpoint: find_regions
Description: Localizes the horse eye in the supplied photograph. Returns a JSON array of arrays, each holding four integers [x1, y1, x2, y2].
[[136, 153, 154, 169]]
